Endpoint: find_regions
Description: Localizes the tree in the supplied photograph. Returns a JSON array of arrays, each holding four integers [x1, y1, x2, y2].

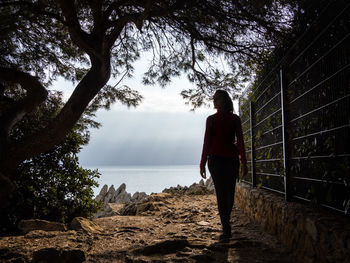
[[0, 90, 101, 234], [0, 0, 296, 201]]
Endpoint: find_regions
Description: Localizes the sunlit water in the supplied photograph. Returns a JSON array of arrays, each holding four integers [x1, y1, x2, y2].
[[87, 165, 202, 196]]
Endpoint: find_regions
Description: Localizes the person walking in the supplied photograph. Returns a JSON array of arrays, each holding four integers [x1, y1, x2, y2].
[[200, 90, 248, 239]]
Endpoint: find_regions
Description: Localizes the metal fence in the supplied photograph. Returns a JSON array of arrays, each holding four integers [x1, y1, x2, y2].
[[238, 0, 350, 214]]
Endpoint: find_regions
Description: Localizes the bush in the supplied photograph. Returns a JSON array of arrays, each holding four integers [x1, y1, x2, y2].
[[0, 91, 101, 235]]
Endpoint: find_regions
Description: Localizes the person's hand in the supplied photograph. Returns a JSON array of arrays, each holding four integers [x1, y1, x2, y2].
[[200, 168, 206, 179], [241, 163, 248, 178]]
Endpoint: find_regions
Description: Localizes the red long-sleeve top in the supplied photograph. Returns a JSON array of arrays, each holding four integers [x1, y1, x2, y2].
[[200, 111, 247, 170]]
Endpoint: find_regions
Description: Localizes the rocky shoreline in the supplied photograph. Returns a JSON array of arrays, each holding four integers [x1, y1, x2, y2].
[[93, 177, 215, 218]]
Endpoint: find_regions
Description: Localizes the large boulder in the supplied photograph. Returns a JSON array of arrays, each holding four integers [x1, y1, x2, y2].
[[93, 203, 116, 218], [18, 219, 67, 234], [131, 192, 148, 203], [70, 217, 103, 234], [119, 201, 163, 216], [136, 201, 162, 215], [119, 203, 137, 216], [24, 230, 77, 239]]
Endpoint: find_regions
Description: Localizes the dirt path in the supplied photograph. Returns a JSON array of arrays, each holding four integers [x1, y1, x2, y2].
[[0, 193, 299, 263], [90, 193, 298, 262]]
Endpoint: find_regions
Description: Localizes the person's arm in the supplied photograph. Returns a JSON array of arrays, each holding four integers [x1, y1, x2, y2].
[[236, 115, 248, 176], [200, 117, 211, 178]]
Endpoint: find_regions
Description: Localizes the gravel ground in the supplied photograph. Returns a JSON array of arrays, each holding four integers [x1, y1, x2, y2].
[[0, 193, 300, 263]]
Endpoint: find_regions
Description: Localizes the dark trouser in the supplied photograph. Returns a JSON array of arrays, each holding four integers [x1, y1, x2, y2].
[[208, 155, 239, 234]]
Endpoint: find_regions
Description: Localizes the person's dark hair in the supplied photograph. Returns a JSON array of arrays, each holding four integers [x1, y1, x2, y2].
[[213, 90, 233, 112]]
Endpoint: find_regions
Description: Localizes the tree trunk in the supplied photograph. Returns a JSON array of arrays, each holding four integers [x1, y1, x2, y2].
[[0, 56, 111, 203]]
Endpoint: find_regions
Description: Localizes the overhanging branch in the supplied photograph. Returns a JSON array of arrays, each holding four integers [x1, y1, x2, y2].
[[58, 0, 97, 56], [0, 67, 48, 135]]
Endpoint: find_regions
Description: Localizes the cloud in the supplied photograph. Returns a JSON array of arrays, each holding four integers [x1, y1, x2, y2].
[[51, 54, 238, 167], [78, 110, 209, 166]]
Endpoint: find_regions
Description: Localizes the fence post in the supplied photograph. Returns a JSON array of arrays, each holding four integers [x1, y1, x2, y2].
[[249, 101, 256, 187], [280, 68, 291, 201]]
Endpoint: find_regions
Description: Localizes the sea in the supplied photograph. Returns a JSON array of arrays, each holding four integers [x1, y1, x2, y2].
[[87, 165, 202, 197]]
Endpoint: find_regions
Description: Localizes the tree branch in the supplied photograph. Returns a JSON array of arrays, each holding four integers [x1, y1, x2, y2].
[[57, 0, 97, 56], [235, 1, 285, 40], [105, 0, 188, 48], [88, 0, 103, 35], [103, 0, 141, 20], [1, 57, 111, 174], [0, 67, 48, 136]]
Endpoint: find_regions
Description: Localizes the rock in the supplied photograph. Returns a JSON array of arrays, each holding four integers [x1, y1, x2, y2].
[[131, 192, 148, 203], [115, 190, 132, 203], [105, 185, 116, 203], [205, 176, 215, 190], [94, 183, 137, 218], [119, 203, 137, 216], [136, 201, 161, 215], [189, 182, 197, 188], [99, 184, 109, 196], [119, 201, 163, 216], [94, 202, 114, 218], [235, 182, 350, 263], [148, 192, 171, 202], [25, 230, 76, 239], [95, 183, 138, 205], [162, 184, 189, 195], [160, 208, 174, 219], [197, 221, 210, 226], [114, 183, 132, 203], [70, 217, 103, 234], [95, 184, 108, 202], [18, 219, 67, 234], [187, 185, 212, 195], [32, 248, 85, 263], [162, 179, 214, 195], [115, 183, 126, 195]]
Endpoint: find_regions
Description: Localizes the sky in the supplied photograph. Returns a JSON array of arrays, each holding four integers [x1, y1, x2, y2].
[[53, 57, 239, 167]]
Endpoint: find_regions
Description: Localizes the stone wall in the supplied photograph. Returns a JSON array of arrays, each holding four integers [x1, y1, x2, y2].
[[234, 182, 350, 263]]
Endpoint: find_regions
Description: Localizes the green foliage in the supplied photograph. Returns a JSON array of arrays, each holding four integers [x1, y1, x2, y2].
[[0, 0, 296, 107], [239, 0, 350, 213], [0, 1, 299, 187], [0, 91, 101, 235], [0, 1, 87, 87]]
